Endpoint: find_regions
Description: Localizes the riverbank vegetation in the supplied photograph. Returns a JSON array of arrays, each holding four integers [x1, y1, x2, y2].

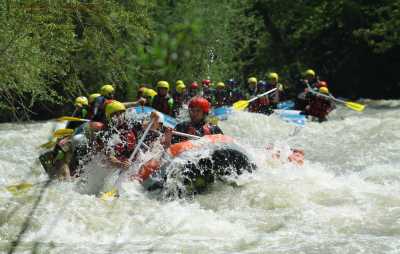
[[1, 0, 399, 122]]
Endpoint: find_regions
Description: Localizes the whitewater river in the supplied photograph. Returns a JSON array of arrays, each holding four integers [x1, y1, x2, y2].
[[1, 101, 400, 254]]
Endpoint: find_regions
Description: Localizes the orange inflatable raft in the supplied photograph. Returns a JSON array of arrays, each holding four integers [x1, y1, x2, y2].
[[132, 134, 255, 193]]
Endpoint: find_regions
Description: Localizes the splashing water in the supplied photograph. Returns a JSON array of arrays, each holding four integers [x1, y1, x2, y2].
[[1, 101, 400, 254]]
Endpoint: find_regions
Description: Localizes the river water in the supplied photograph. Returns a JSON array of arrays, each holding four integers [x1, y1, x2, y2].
[[1, 101, 400, 254]]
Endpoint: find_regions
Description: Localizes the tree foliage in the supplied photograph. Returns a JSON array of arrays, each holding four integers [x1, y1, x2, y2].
[[0, 0, 399, 122]]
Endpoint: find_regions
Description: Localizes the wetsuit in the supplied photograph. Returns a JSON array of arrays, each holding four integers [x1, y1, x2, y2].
[[172, 121, 223, 144]]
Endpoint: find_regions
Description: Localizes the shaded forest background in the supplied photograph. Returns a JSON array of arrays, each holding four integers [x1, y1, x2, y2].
[[1, 0, 399, 122]]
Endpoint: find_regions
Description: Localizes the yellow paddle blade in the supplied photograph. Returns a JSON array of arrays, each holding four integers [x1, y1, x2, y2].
[[233, 100, 249, 110], [345, 101, 365, 112], [57, 116, 87, 122], [6, 182, 34, 194], [53, 128, 74, 138], [100, 188, 118, 200], [40, 140, 57, 149]]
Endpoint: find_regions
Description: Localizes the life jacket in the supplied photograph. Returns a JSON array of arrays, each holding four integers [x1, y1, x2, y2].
[[187, 123, 211, 136], [111, 127, 137, 161], [257, 96, 270, 106], [307, 96, 332, 119], [152, 94, 173, 116]]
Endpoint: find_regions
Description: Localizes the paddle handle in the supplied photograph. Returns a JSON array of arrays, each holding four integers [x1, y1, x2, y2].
[[248, 88, 277, 104], [129, 120, 154, 161], [306, 84, 338, 102], [172, 131, 201, 140]]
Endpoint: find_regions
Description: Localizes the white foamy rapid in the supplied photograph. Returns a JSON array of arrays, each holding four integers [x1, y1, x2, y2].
[[1, 102, 400, 254]]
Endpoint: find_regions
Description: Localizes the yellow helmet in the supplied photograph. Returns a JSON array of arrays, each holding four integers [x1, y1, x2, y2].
[[319, 87, 329, 94], [248, 77, 257, 86], [74, 96, 88, 107], [216, 82, 225, 88], [304, 69, 316, 77], [144, 88, 157, 98], [176, 80, 184, 86], [156, 81, 170, 90], [176, 83, 186, 94], [88, 93, 101, 104], [100, 84, 115, 96], [268, 72, 279, 81], [105, 100, 126, 119]]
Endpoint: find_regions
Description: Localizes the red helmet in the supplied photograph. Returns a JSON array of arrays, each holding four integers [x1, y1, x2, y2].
[[189, 97, 211, 113], [317, 81, 328, 88], [202, 79, 211, 87], [191, 82, 199, 89]]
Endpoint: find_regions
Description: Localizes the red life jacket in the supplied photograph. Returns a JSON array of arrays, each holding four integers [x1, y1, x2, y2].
[[187, 124, 211, 136], [307, 96, 332, 118], [152, 95, 172, 116], [114, 129, 137, 161]]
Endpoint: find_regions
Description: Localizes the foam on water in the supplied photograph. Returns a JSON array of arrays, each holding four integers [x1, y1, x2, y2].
[[1, 102, 400, 253]]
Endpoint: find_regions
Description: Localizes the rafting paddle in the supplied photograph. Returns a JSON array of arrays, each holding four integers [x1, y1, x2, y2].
[[329, 96, 365, 112], [306, 84, 365, 112], [233, 88, 277, 110], [172, 131, 201, 140], [57, 116, 90, 122], [53, 128, 74, 138]]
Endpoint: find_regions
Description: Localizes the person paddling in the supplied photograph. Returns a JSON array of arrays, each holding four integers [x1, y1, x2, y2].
[[151, 81, 174, 117], [66, 96, 89, 130], [164, 97, 223, 146], [92, 84, 115, 123], [103, 101, 163, 169], [305, 87, 335, 122]]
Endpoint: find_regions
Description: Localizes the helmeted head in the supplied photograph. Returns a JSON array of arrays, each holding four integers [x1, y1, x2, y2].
[[176, 80, 185, 87], [176, 83, 186, 94], [144, 88, 157, 99], [202, 79, 211, 87], [216, 82, 225, 90], [138, 87, 147, 98], [190, 82, 199, 90], [156, 81, 169, 96], [88, 93, 101, 104], [100, 84, 115, 98], [267, 72, 279, 83], [319, 87, 329, 94], [74, 96, 88, 108], [105, 100, 126, 124], [188, 96, 211, 123], [304, 69, 316, 80], [257, 80, 268, 91], [248, 77, 258, 86]]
